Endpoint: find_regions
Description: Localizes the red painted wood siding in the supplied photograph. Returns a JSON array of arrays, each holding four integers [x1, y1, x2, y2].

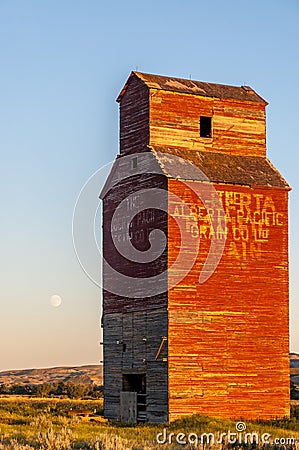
[[167, 180, 289, 420], [149, 90, 266, 157]]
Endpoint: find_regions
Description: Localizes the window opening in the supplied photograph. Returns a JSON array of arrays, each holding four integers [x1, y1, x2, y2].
[[200, 116, 212, 138]]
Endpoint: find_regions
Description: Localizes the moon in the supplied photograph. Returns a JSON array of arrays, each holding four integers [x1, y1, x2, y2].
[[50, 294, 62, 308]]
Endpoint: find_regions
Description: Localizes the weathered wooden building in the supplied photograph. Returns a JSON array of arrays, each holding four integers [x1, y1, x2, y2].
[[101, 72, 290, 423]]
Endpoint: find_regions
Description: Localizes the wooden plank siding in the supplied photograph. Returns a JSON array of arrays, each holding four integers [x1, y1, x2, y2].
[[119, 76, 149, 155], [103, 309, 168, 422], [102, 172, 169, 422], [102, 172, 168, 312], [149, 90, 266, 157], [167, 180, 290, 420]]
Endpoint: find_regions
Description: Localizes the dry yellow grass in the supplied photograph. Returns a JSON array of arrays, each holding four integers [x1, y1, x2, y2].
[[0, 397, 299, 449]]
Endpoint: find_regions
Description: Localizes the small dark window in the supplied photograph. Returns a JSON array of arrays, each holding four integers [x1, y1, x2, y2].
[[122, 343, 127, 352], [200, 116, 212, 138], [132, 157, 138, 169]]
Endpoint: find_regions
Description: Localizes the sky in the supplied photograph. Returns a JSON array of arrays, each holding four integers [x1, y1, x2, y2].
[[0, 0, 298, 371]]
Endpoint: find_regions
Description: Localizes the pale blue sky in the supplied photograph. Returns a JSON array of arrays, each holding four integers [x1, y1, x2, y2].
[[0, 0, 298, 371]]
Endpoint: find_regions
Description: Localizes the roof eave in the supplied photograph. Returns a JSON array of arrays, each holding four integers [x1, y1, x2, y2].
[[116, 71, 136, 103]]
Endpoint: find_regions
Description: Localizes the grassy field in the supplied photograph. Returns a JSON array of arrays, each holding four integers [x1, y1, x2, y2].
[[0, 397, 299, 449]]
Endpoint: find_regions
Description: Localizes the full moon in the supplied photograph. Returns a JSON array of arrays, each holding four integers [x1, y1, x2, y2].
[[50, 294, 62, 308]]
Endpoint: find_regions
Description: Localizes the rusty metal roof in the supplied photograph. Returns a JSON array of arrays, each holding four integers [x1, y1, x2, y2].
[[117, 72, 268, 104], [151, 146, 289, 189]]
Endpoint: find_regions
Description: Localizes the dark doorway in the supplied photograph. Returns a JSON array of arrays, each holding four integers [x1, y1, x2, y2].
[[123, 374, 146, 393], [122, 374, 147, 422]]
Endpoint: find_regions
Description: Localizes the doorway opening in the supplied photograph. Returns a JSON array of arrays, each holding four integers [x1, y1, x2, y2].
[[122, 374, 147, 422]]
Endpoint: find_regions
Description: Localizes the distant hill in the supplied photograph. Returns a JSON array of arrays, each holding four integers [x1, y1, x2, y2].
[[0, 365, 103, 387]]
